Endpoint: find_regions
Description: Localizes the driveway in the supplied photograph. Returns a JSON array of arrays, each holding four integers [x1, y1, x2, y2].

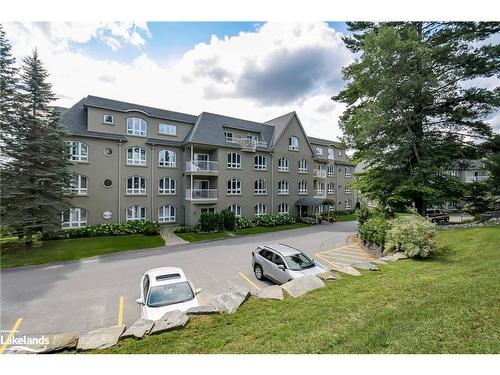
[[0, 221, 356, 337]]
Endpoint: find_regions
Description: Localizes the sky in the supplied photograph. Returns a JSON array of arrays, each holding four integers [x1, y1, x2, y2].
[[3, 21, 499, 141]]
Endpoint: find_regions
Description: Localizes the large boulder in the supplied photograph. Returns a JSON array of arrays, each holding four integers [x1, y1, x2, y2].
[[317, 271, 341, 281], [209, 291, 250, 314], [43, 334, 79, 353], [186, 305, 223, 315], [77, 325, 125, 351], [393, 252, 408, 260], [370, 259, 388, 265], [351, 261, 379, 271], [257, 285, 284, 300], [379, 255, 398, 262], [150, 310, 189, 335], [122, 319, 154, 339], [329, 263, 362, 276], [281, 275, 325, 298]]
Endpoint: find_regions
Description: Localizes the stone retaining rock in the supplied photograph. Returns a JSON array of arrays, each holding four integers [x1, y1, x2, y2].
[[257, 285, 284, 300], [209, 290, 250, 314], [43, 334, 79, 353], [370, 259, 388, 265], [150, 310, 189, 335], [393, 252, 408, 260], [186, 305, 223, 315], [281, 275, 325, 298], [77, 325, 125, 351], [329, 263, 362, 276], [317, 271, 340, 281], [351, 261, 379, 271], [378, 255, 398, 262], [122, 319, 154, 339]]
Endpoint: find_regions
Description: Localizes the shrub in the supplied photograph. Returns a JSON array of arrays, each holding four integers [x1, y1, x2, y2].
[[199, 213, 224, 233], [173, 225, 195, 234], [143, 221, 160, 236], [384, 215, 437, 258], [220, 209, 236, 231], [235, 216, 254, 230], [40, 221, 156, 240], [355, 206, 371, 225], [254, 213, 296, 227], [358, 214, 391, 247]]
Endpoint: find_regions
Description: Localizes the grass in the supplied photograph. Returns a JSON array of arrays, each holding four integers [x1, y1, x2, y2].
[[176, 223, 310, 243], [0, 234, 164, 268], [335, 213, 357, 222], [100, 227, 499, 354]]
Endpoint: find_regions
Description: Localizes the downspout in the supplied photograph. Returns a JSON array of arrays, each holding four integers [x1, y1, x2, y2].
[[190, 145, 193, 200], [118, 141, 122, 224], [151, 145, 155, 221], [270, 151, 274, 213]]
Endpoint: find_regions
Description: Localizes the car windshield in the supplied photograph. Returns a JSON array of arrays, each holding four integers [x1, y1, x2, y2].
[[147, 281, 194, 307], [285, 253, 315, 271]]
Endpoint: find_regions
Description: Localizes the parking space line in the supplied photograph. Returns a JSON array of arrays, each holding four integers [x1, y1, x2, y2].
[[0, 317, 23, 354], [238, 272, 261, 291], [316, 244, 358, 255], [117, 296, 124, 326]]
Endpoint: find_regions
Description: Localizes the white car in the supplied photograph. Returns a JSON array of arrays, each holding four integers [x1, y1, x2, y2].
[[136, 267, 202, 320]]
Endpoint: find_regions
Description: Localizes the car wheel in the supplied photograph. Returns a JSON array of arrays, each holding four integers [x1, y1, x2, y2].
[[254, 265, 264, 280]]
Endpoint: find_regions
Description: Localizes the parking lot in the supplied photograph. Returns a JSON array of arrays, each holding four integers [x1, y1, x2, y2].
[[0, 221, 356, 340]]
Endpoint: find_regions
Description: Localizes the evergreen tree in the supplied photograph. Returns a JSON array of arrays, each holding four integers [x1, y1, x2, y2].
[[333, 22, 500, 214], [0, 24, 19, 142], [1, 49, 71, 245]]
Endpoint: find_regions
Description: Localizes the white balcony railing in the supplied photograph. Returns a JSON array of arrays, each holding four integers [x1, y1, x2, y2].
[[314, 190, 326, 198], [465, 176, 488, 183], [185, 189, 218, 200], [345, 189, 352, 194], [313, 169, 327, 178], [185, 160, 218, 173], [226, 137, 267, 151]]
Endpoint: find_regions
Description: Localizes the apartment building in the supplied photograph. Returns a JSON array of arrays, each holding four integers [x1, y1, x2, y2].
[[60, 96, 357, 228]]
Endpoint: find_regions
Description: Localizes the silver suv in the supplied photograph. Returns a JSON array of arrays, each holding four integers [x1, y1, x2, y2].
[[252, 244, 327, 284]]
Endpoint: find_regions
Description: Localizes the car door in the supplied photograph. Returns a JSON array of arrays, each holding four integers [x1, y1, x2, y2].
[[258, 249, 274, 278], [270, 253, 289, 284], [140, 274, 150, 317]]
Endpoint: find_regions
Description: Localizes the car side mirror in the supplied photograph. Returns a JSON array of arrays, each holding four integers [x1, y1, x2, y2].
[[278, 264, 286, 271], [195, 288, 202, 295], [135, 298, 144, 305]]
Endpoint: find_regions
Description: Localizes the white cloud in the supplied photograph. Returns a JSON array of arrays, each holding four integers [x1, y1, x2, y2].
[[4, 22, 352, 142]]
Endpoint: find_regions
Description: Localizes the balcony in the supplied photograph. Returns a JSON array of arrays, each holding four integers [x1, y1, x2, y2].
[[185, 189, 218, 202], [226, 137, 267, 152], [313, 169, 327, 178], [465, 175, 488, 183], [185, 160, 218, 174], [314, 190, 326, 198]]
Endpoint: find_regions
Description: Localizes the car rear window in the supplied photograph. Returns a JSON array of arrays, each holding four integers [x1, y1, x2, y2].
[[156, 273, 181, 281]]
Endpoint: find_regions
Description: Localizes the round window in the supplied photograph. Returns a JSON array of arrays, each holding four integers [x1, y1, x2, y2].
[[102, 211, 112, 220], [103, 179, 113, 188], [103, 148, 113, 156]]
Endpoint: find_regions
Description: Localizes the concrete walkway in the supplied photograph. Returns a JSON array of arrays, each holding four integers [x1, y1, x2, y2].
[[160, 225, 188, 246]]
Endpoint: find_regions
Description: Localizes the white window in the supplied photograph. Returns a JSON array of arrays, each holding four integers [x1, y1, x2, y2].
[[338, 150, 342, 156], [247, 134, 258, 142], [254, 155, 267, 170], [103, 114, 114, 124], [70, 175, 88, 195], [61, 208, 87, 228], [67, 141, 88, 162], [227, 152, 241, 168], [278, 203, 289, 214], [229, 204, 241, 217], [338, 201, 343, 208], [127, 117, 147, 136], [327, 164, 335, 176], [315, 147, 323, 156], [159, 123, 176, 136], [127, 147, 146, 165], [227, 178, 241, 195], [327, 182, 335, 194], [345, 199, 352, 209], [278, 157, 289, 172], [127, 205, 146, 221], [158, 150, 176, 167], [298, 181, 308, 195], [126, 176, 146, 195], [328, 148, 335, 160], [158, 205, 176, 223], [254, 179, 267, 195], [289, 136, 299, 151], [345, 187, 351, 194], [158, 177, 176, 195], [298, 159, 308, 173], [345, 167, 352, 178], [450, 170, 459, 177], [224, 131, 234, 142], [278, 180, 289, 195], [255, 203, 267, 217]]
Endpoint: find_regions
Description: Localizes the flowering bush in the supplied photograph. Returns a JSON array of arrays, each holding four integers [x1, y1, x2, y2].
[[235, 216, 254, 230], [40, 221, 158, 240], [173, 225, 195, 233], [253, 213, 296, 227], [384, 215, 437, 258]]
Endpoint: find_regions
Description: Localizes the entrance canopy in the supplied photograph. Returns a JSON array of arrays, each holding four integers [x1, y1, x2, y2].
[[295, 198, 334, 207]]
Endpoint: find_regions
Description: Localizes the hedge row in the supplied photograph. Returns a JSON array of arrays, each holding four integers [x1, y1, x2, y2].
[[41, 221, 160, 240]]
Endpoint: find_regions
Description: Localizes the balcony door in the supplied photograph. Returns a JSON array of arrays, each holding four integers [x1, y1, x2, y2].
[[194, 179, 209, 190], [194, 153, 209, 161]]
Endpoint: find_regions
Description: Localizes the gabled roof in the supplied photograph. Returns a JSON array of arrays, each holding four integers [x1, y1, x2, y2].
[[184, 112, 274, 148], [83, 95, 198, 124], [265, 112, 296, 148]]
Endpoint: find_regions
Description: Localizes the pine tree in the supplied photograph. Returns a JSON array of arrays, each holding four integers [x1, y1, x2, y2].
[[0, 23, 19, 142], [333, 22, 500, 214], [1, 49, 71, 245]]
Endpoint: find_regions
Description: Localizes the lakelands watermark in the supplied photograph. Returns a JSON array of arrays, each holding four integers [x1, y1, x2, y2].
[[1, 329, 49, 353]]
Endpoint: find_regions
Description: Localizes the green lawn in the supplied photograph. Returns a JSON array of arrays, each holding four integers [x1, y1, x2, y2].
[[101, 227, 499, 354], [0, 234, 164, 268], [335, 213, 357, 222], [176, 223, 310, 243]]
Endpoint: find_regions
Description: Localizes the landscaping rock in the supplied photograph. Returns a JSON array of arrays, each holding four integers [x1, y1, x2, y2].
[[186, 305, 223, 315], [351, 261, 379, 271], [317, 271, 340, 281], [329, 263, 362, 276], [209, 290, 250, 314], [281, 275, 325, 298], [378, 255, 398, 262], [257, 285, 284, 300], [122, 319, 154, 339], [77, 325, 125, 351], [393, 252, 408, 260], [370, 259, 388, 265], [43, 334, 79, 353], [150, 310, 189, 335]]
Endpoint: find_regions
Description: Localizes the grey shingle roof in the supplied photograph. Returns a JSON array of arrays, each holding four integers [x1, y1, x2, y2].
[[83, 95, 198, 124], [307, 136, 342, 147], [145, 138, 183, 147], [185, 112, 275, 148], [264, 112, 296, 147]]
